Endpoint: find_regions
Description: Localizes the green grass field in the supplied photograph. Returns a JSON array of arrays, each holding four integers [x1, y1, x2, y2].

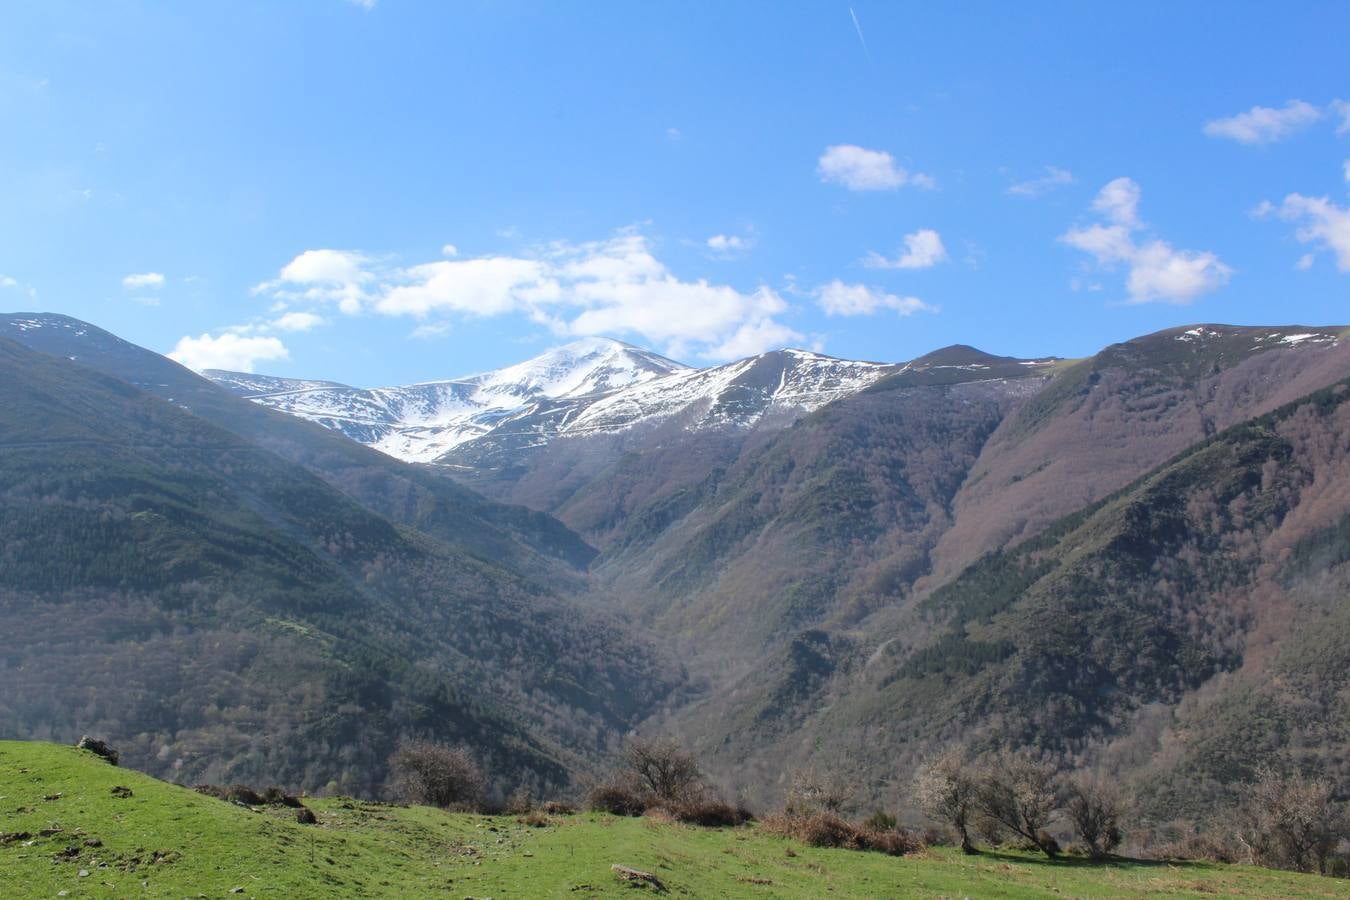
[[0, 742, 1343, 898]]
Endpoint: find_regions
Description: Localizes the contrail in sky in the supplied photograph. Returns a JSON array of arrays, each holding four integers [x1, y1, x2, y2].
[[849, 7, 873, 65]]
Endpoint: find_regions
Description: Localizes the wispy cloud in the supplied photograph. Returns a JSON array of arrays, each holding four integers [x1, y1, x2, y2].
[[1258, 191, 1350, 272], [817, 144, 934, 192], [864, 229, 949, 270], [122, 271, 165, 290], [1, 275, 38, 301], [271, 311, 326, 332], [1007, 165, 1075, 198], [706, 233, 753, 258], [1061, 177, 1232, 304], [1203, 100, 1323, 145], [849, 7, 872, 65], [1333, 100, 1350, 135]]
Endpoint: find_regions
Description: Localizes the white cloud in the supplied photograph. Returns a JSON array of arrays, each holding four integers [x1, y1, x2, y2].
[[666, 127, 682, 141], [815, 280, 935, 317], [1330, 99, 1350, 135], [704, 317, 802, 360], [706, 233, 751, 257], [864, 228, 949, 270], [1061, 178, 1232, 304], [1343, 159, 1350, 186], [349, 0, 376, 9], [167, 333, 289, 373], [1203, 100, 1323, 145], [122, 272, 165, 290], [271, 311, 325, 332], [1, 275, 37, 300], [1272, 193, 1350, 271], [257, 231, 799, 361], [258, 249, 372, 315], [410, 321, 452, 340], [279, 249, 369, 285], [817, 144, 933, 191], [441, 243, 459, 257], [1092, 176, 1142, 226], [1007, 165, 1075, 197], [1296, 253, 1315, 271]]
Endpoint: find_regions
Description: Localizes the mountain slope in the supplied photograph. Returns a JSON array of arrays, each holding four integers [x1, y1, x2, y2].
[[925, 324, 1350, 584], [0, 336, 679, 793], [589, 359, 1051, 651], [687, 376, 1350, 813], [0, 313, 596, 577]]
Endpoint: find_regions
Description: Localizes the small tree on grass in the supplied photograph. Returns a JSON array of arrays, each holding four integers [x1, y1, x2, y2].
[[387, 739, 485, 810], [1065, 774, 1123, 858], [975, 751, 1062, 857], [1237, 767, 1346, 874], [913, 749, 979, 854], [623, 737, 704, 804]]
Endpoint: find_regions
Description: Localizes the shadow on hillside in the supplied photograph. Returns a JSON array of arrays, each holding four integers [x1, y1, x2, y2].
[[975, 850, 1198, 871]]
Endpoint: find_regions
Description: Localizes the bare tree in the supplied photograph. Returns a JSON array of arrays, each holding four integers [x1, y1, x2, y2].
[[387, 739, 485, 810], [1065, 773, 1124, 858], [974, 751, 1062, 857], [623, 737, 703, 803], [1237, 767, 1346, 874], [913, 750, 979, 854], [784, 767, 852, 817]]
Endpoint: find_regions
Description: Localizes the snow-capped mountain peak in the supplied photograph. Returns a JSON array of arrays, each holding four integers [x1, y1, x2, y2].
[[458, 337, 687, 401]]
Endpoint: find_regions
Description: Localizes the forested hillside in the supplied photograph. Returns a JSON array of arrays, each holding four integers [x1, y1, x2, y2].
[[0, 336, 680, 796]]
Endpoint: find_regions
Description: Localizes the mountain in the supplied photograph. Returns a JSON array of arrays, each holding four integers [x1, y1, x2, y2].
[[730, 373, 1350, 819], [0, 331, 681, 794], [206, 336, 689, 463], [653, 325, 1350, 807], [0, 313, 596, 578], [7, 312, 1350, 819], [203, 342, 907, 509]]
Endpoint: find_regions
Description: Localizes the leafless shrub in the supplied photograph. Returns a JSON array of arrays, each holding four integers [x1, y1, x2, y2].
[[784, 767, 852, 817], [505, 786, 534, 815], [913, 749, 979, 854], [1065, 774, 1124, 858], [386, 739, 485, 810], [623, 737, 704, 803], [1236, 767, 1346, 875], [973, 751, 1062, 857]]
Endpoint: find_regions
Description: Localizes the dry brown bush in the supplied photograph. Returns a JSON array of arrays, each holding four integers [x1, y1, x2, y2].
[[657, 796, 753, 827], [586, 775, 653, 817], [762, 811, 923, 856]]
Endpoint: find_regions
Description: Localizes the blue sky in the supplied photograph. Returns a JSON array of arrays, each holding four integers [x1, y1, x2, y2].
[[2, 1, 1347, 384]]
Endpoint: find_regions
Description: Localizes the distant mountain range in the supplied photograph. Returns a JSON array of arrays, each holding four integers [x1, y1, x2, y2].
[[3, 310, 1348, 818]]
